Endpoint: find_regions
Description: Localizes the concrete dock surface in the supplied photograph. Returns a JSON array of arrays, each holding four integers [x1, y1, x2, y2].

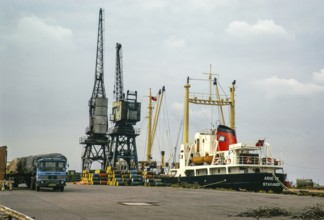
[[0, 183, 323, 219]]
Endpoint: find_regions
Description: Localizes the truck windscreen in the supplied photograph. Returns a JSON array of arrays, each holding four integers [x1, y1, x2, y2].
[[39, 161, 65, 171]]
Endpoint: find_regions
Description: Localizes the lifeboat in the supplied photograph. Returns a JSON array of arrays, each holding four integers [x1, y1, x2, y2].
[[192, 156, 204, 165], [203, 155, 213, 165]]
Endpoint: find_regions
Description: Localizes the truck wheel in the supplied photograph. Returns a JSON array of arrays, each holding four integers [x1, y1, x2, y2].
[[60, 186, 64, 192]]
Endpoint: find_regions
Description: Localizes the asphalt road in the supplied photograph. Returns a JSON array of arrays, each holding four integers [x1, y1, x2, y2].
[[0, 184, 323, 219]]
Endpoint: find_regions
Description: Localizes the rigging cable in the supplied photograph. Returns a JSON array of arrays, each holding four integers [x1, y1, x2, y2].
[[162, 93, 172, 161], [138, 95, 149, 161]]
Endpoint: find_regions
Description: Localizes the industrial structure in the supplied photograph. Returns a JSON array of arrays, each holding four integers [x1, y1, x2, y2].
[[80, 8, 109, 170], [108, 43, 141, 170], [145, 87, 165, 164], [183, 65, 235, 145]]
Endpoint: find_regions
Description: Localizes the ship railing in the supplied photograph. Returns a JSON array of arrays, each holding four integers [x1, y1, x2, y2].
[[261, 157, 283, 166], [236, 155, 259, 165], [212, 157, 226, 165], [236, 156, 283, 166]]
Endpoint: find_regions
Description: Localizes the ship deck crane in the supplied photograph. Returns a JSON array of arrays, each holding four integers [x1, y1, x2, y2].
[[146, 86, 165, 165], [146, 86, 165, 163]]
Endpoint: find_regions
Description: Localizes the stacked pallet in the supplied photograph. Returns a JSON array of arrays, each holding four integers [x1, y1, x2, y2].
[[106, 167, 144, 186], [113, 170, 128, 186], [81, 170, 107, 185], [106, 166, 115, 185], [106, 167, 125, 186], [92, 170, 107, 185], [67, 171, 82, 183], [129, 170, 144, 186], [143, 170, 165, 186], [81, 168, 148, 186], [81, 170, 91, 184]]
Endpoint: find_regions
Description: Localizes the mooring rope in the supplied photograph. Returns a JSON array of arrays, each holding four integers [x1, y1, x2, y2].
[[200, 179, 227, 188], [272, 173, 295, 193]]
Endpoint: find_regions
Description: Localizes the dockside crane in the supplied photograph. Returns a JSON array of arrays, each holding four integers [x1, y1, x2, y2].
[[80, 8, 109, 170], [108, 43, 141, 170]]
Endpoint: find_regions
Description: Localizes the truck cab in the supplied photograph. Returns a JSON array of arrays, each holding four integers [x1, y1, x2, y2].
[[33, 157, 67, 191]]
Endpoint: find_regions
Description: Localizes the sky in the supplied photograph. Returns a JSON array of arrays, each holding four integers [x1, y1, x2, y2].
[[1, 0, 323, 184]]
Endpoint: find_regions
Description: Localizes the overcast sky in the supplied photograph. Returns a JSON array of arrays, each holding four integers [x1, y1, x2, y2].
[[1, 0, 323, 184]]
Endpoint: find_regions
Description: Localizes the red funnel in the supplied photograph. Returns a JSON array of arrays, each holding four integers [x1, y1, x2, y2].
[[216, 125, 237, 151]]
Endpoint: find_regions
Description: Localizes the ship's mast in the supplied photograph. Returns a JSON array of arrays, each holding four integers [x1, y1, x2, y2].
[[183, 67, 236, 144], [151, 87, 165, 149], [146, 89, 153, 162], [183, 77, 190, 144], [229, 80, 236, 129]]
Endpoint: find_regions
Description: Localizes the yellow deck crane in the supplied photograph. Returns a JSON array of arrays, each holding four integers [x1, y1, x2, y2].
[[146, 87, 165, 165]]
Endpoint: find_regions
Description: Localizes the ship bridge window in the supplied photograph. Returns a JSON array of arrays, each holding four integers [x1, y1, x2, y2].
[[239, 167, 248, 173], [275, 168, 284, 174], [185, 170, 194, 177], [196, 169, 207, 176]]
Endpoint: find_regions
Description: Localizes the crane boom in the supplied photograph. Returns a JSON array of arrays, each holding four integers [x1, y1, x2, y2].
[[90, 8, 106, 111], [173, 120, 182, 164], [113, 43, 124, 101], [146, 86, 165, 163], [151, 86, 165, 148]]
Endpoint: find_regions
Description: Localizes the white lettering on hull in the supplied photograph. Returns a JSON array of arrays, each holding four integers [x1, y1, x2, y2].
[[263, 176, 281, 187], [263, 182, 280, 187], [264, 176, 274, 181]]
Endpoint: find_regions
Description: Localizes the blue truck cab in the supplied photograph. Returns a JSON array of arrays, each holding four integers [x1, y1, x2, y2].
[[34, 156, 67, 191]]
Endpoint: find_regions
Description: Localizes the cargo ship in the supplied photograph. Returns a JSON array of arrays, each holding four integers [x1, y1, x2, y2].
[[159, 70, 287, 193]]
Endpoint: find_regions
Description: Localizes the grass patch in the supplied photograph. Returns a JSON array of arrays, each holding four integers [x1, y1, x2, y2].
[[237, 206, 290, 218], [293, 203, 324, 219], [237, 204, 324, 219], [171, 182, 200, 189]]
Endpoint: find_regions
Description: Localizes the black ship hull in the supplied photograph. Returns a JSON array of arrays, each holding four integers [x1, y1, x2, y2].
[[161, 172, 287, 193]]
